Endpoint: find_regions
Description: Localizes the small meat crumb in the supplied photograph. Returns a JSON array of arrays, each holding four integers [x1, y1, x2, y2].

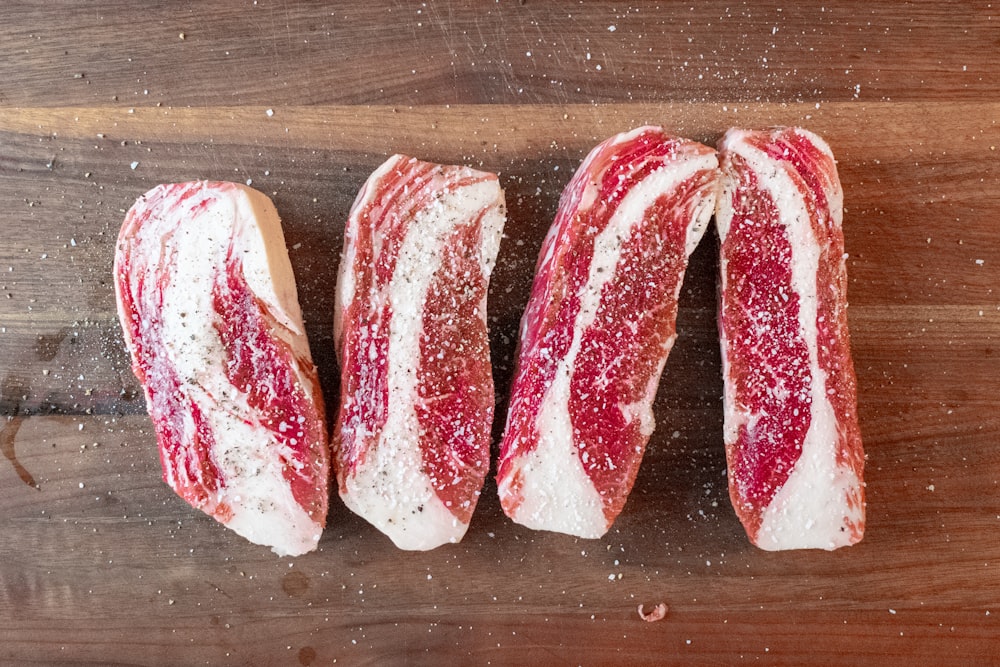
[[637, 603, 668, 623]]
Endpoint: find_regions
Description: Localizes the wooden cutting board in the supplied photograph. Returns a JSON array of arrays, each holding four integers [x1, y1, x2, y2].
[[2, 2, 999, 665]]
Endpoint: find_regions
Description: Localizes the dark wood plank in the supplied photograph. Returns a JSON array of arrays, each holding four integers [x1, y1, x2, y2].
[[2, 1, 998, 107]]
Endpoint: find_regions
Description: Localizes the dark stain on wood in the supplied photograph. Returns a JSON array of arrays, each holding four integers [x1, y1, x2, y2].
[[1, 376, 37, 489], [34, 328, 68, 362], [1, 416, 35, 489], [297, 646, 317, 666], [282, 570, 309, 597]]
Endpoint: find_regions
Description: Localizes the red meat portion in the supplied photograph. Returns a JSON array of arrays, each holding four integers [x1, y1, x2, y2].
[[570, 176, 716, 522], [719, 155, 812, 538], [415, 211, 494, 522]]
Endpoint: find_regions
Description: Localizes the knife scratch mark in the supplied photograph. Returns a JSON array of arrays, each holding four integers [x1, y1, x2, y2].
[[207, 581, 233, 600]]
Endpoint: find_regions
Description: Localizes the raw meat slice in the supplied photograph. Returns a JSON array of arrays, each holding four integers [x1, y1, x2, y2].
[[333, 155, 505, 550], [114, 181, 329, 557], [716, 127, 865, 551], [497, 126, 719, 538]]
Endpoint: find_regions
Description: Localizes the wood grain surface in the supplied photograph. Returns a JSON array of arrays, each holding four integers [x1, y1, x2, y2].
[[2, 2, 999, 665]]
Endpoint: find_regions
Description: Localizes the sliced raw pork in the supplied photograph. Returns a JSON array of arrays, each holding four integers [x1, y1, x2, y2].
[[115, 181, 329, 557], [497, 127, 719, 538], [333, 155, 505, 550], [716, 127, 866, 550]]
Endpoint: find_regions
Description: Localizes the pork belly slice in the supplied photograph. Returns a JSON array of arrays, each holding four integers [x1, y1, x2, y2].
[[716, 127, 866, 551], [497, 127, 719, 538], [333, 155, 506, 550], [115, 181, 329, 557]]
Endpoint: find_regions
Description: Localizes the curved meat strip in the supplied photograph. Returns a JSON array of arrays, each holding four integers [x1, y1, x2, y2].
[[115, 181, 329, 557], [333, 156, 506, 550], [716, 127, 865, 550], [497, 127, 719, 538]]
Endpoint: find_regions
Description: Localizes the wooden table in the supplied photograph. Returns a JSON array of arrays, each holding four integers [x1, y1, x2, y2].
[[2, 2, 998, 665]]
